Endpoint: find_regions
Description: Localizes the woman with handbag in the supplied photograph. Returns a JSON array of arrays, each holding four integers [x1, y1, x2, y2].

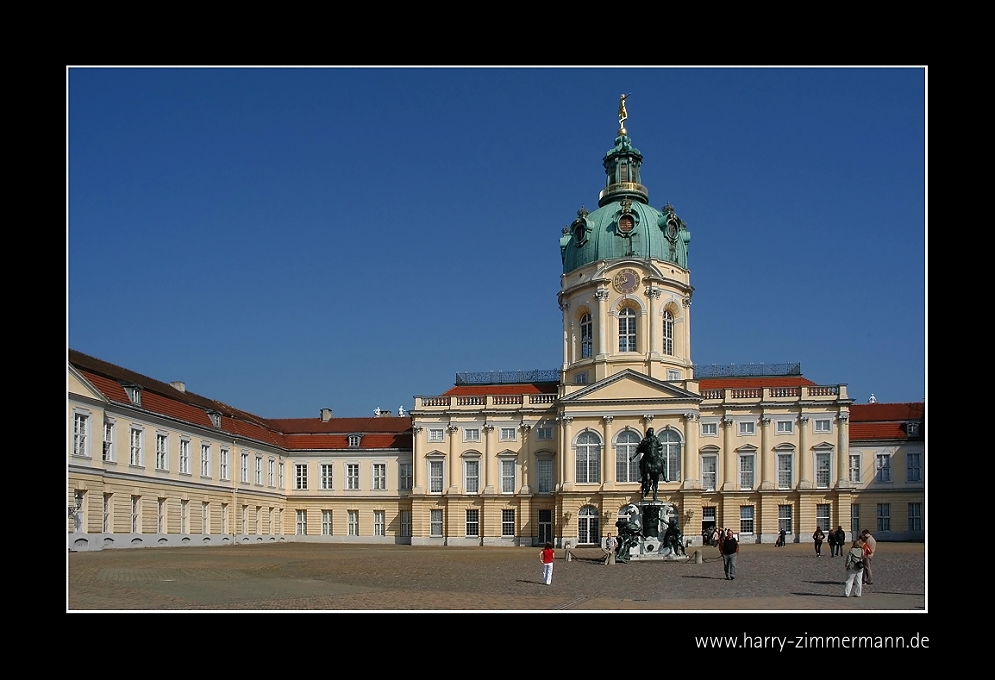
[[844, 538, 866, 597]]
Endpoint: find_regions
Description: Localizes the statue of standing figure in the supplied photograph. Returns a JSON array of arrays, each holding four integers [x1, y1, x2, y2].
[[618, 94, 629, 133], [631, 427, 668, 501], [662, 516, 687, 556]]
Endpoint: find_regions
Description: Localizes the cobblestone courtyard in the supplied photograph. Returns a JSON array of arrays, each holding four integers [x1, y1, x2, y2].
[[68, 542, 926, 611]]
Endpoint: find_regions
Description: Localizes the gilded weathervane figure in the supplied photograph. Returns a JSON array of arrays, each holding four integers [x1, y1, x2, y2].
[[618, 94, 629, 134]]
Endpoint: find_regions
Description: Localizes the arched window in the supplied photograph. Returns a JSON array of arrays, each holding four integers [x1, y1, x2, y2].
[[619, 307, 637, 352], [660, 429, 682, 483], [580, 313, 593, 359], [575, 431, 601, 484], [662, 310, 674, 355], [578, 505, 600, 545], [615, 430, 641, 483]]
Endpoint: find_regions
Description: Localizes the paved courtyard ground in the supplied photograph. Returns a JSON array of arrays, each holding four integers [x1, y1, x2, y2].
[[67, 541, 925, 611]]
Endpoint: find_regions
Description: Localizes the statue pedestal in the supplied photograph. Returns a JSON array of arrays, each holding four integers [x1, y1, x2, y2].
[[617, 500, 691, 562]]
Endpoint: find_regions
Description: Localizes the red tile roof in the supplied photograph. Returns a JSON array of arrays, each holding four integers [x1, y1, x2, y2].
[[698, 377, 817, 389], [850, 423, 910, 441], [443, 383, 558, 396], [269, 417, 412, 434], [849, 403, 924, 422]]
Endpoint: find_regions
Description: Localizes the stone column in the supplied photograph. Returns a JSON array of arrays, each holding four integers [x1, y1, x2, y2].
[[602, 416, 614, 489], [682, 296, 692, 368], [798, 416, 811, 489], [483, 423, 495, 494], [412, 426, 424, 494], [722, 416, 736, 491], [560, 301, 570, 369], [647, 286, 661, 364], [760, 416, 774, 489], [683, 412, 699, 487], [559, 415, 573, 491], [447, 424, 460, 494], [595, 289, 610, 359], [836, 412, 849, 489], [518, 422, 532, 494]]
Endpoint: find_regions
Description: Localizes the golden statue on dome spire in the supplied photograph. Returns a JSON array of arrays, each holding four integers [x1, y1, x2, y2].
[[618, 94, 629, 135]]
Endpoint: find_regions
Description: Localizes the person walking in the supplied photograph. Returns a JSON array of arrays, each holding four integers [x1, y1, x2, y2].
[[843, 538, 866, 597], [833, 526, 846, 556], [540, 542, 555, 585], [604, 533, 618, 565], [813, 527, 826, 556], [721, 528, 739, 580], [860, 530, 876, 585]]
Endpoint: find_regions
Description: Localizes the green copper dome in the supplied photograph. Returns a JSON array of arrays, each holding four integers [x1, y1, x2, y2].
[[560, 132, 691, 274]]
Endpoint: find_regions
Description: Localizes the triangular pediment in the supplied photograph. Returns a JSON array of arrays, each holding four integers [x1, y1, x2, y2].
[[561, 369, 701, 404], [68, 364, 109, 402]]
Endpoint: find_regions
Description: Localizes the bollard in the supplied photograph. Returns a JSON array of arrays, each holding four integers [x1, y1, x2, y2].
[[694, 549, 703, 564]]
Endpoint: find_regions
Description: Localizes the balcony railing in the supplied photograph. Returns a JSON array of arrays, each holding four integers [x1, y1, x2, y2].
[[415, 393, 558, 409]]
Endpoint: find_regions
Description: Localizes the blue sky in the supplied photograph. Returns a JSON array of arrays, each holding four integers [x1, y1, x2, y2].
[[68, 68, 926, 417]]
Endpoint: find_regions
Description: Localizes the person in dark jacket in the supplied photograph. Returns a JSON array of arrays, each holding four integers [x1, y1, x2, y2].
[[833, 526, 846, 556], [812, 527, 825, 556], [721, 529, 739, 580]]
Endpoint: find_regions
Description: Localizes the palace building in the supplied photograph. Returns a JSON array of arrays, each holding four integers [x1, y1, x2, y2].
[[68, 108, 924, 550]]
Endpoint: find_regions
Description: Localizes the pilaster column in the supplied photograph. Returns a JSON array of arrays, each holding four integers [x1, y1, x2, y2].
[[560, 301, 570, 369], [760, 416, 774, 489], [412, 426, 424, 494], [682, 296, 692, 367], [559, 415, 573, 491], [447, 424, 460, 494], [595, 289, 609, 359], [683, 412, 699, 488], [836, 412, 849, 489], [722, 416, 736, 491], [798, 416, 812, 489], [647, 286, 662, 360], [602, 416, 614, 488], [483, 423, 496, 494], [519, 422, 532, 494]]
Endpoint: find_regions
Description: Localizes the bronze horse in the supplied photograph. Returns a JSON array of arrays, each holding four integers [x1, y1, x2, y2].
[[631, 428, 668, 501]]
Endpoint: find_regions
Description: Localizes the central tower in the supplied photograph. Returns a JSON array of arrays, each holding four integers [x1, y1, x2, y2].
[[558, 98, 694, 390]]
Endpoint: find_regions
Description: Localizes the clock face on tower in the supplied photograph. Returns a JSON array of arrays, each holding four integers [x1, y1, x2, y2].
[[613, 268, 640, 294]]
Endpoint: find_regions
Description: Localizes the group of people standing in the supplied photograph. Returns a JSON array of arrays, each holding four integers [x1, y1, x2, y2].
[[843, 530, 876, 597], [812, 525, 848, 557]]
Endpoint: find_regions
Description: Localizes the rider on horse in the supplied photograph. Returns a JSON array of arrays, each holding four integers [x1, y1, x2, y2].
[[631, 428, 668, 501]]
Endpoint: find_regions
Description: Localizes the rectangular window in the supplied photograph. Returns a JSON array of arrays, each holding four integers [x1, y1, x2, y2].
[[701, 456, 717, 491], [156, 434, 168, 470], [322, 510, 333, 535], [179, 440, 190, 474], [667, 369, 681, 381], [321, 463, 334, 490], [348, 510, 359, 536], [255, 456, 262, 485], [221, 504, 228, 534], [202, 502, 209, 534], [255, 506, 261, 535], [430, 509, 443, 537], [241, 505, 247, 534], [776, 420, 793, 434], [573, 372, 588, 385], [240, 452, 249, 483], [465, 460, 480, 494], [279, 462, 285, 488], [500, 427, 516, 442], [816, 504, 830, 532], [701, 422, 717, 436], [502, 509, 515, 537], [849, 454, 861, 483], [814, 419, 832, 433], [501, 459, 515, 494], [130, 428, 143, 466], [851, 504, 860, 535], [157, 498, 166, 534], [815, 451, 831, 489], [400, 510, 412, 537], [740, 506, 755, 534], [268, 459, 275, 486], [373, 463, 386, 490], [778, 505, 793, 534], [399, 462, 412, 490], [131, 496, 140, 533], [877, 503, 890, 532], [702, 507, 716, 524], [738, 421, 755, 436], [102, 420, 114, 461], [296, 509, 307, 535], [908, 503, 922, 532], [102, 493, 111, 533], [536, 427, 553, 441], [777, 453, 792, 489], [201, 444, 211, 477], [906, 453, 922, 482], [537, 459, 553, 493], [374, 510, 385, 536], [347, 463, 360, 490], [295, 463, 308, 490], [463, 428, 480, 442], [430, 460, 444, 493], [876, 454, 891, 482], [428, 428, 444, 443], [73, 412, 89, 457], [220, 448, 229, 480], [739, 454, 755, 490], [466, 509, 479, 537], [348, 434, 361, 448], [180, 500, 189, 534]]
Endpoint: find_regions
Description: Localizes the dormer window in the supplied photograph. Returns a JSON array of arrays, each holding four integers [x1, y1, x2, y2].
[[207, 411, 222, 428], [906, 422, 920, 437], [348, 434, 361, 448], [122, 384, 141, 407]]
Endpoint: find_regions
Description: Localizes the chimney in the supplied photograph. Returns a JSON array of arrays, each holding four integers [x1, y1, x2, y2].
[[320, 408, 333, 422], [170, 381, 186, 393]]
